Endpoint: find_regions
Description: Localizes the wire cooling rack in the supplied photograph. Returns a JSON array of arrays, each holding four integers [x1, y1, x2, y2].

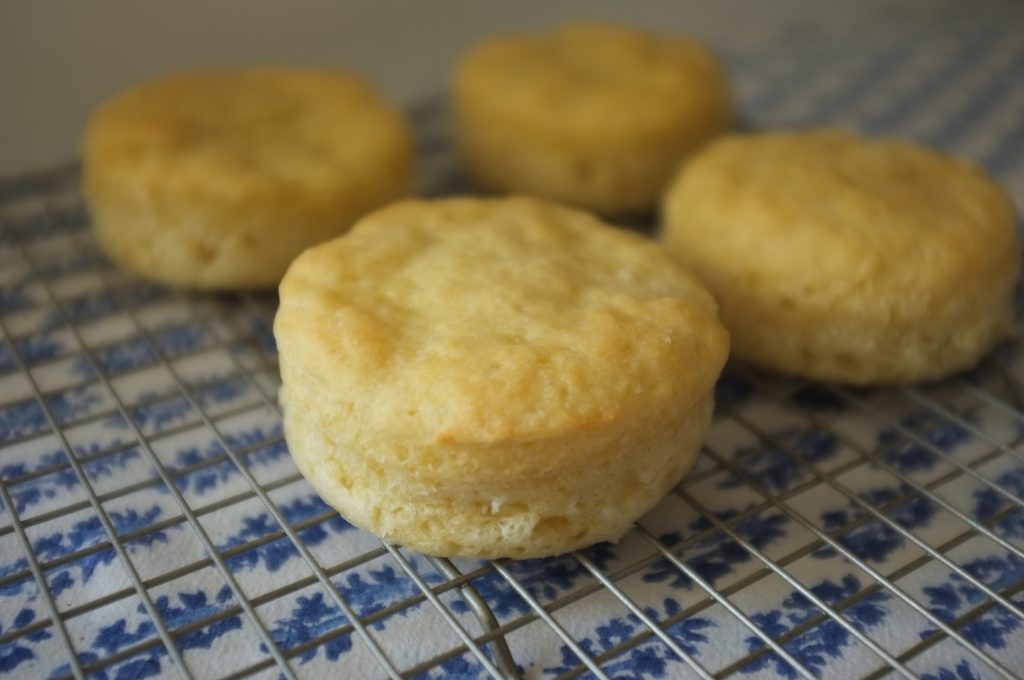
[[3, 6, 1024, 680]]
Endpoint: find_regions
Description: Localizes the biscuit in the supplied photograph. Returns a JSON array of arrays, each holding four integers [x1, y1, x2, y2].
[[452, 21, 732, 214], [662, 129, 1020, 384], [82, 68, 413, 289], [275, 197, 729, 558]]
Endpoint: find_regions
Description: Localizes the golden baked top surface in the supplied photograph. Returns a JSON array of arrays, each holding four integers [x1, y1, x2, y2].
[[276, 197, 729, 445], [663, 129, 1020, 300], [454, 21, 730, 139], [83, 67, 410, 200]]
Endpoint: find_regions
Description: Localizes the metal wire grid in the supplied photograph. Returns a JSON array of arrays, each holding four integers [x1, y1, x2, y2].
[[3, 168, 1024, 680], [2, 17, 1024, 680], [4, 170, 1024, 680]]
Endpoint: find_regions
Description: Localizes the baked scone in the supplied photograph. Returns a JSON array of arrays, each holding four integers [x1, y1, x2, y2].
[[276, 197, 729, 558], [452, 21, 732, 214], [82, 68, 413, 289], [662, 129, 1020, 385]]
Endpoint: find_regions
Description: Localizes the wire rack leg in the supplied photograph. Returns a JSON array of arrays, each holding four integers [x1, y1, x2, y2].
[[427, 557, 521, 679]]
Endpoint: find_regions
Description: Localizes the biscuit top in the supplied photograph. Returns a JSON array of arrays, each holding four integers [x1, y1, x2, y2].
[[664, 129, 1020, 302], [83, 68, 411, 201], [276, 197, 728, 445], [454, 21, 730, 141]]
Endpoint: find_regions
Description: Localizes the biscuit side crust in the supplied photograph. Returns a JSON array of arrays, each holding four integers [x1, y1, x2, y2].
[[283, 384, 712, 559]]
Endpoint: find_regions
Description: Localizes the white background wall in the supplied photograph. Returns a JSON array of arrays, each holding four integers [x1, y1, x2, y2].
[[0, 0, 947, 176]]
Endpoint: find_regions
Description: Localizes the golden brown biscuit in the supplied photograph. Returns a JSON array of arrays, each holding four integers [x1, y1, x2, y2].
[[82, 68, 413, 289], [453, 21, 732, 214], [662, 129, 1020, 384], [275, 196, 729, 558]]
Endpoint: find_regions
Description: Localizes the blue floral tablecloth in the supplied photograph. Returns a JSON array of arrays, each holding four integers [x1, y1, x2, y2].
[[2, 3, 1024, 679]]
